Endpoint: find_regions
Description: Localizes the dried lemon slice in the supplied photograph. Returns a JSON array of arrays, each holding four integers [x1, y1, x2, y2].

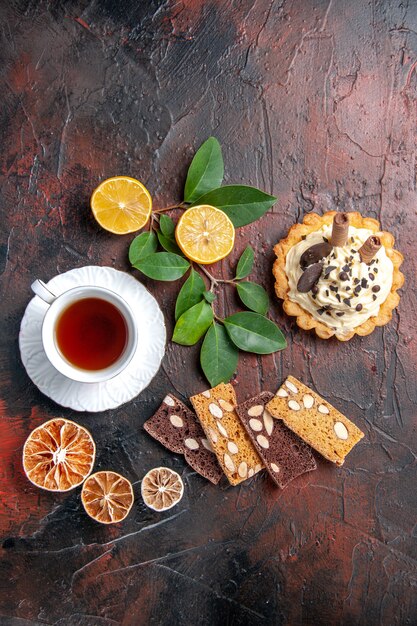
[[90, 176, 152, 234], [175, 205, 235, 264], [81, 471, 134, 524], [22, 418, 96, 492], [141, 467, 184, 512]]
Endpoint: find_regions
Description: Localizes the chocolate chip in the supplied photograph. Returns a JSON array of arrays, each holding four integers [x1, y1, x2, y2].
[[301, 235, 306, 240], [369, 273, 375, 280], [372, 285, 380, 293], [317, 307, 326, 315], [345, 257, 349, 263], [374, 267, 378, 273], [300, 242, 333, 268], [311, 285, 319, 295], [326, 311, 332, 316], [355, 303, 363, 311], [349, 255, 354, 261], [350, 237, 355, 243], [342, 264, 350, 272], [323, 237, 329, 242], [339, 271, 349, 281], [354, 285, 361, 293], [324, 265, 337, 277], [325, 289, 329, 297], [373, 294, 377, 301], [297, 262, 323, 293], [343, 298, 351, 306], [330, 285, 338, 292], [354, 278, 360, 285], [336, 294, 341, 302], [350, 248, 356, 254], [336, 311, 345, 317], [361, 278, 368, 288]]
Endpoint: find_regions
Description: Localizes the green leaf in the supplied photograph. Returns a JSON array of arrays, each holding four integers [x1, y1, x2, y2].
[[129, 232, 158, 265], [173, 301, 214, 346], [133, 252, 190, 281], [235, 246, 255, 279], [175, 269, 206, 321], [192, 185, 276, 228], [203, 291, 215, 304], [159, 214, 175, 237], [236, 282, 269, 315], [200, 323, 239, 386], [157, 231, 183, 255], [223, 312, 286, 354], [184, 137, 224, 203]]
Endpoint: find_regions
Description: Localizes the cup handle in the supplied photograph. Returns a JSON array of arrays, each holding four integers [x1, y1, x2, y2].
[[31, 279, 57, 305]]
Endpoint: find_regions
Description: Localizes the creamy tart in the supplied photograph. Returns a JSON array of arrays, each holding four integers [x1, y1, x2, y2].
[[273, 211, 404, 340]]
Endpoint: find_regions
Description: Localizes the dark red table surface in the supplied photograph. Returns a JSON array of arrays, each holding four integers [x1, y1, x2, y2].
[[1, 1, 416, 625]]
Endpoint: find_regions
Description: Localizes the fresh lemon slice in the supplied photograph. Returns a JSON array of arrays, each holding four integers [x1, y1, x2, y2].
[[81, 471, 134, 524], [22, 418, 96, 492], [141, 467, 184, 512], [175, 205, 235, 264], [90, 176, 152, 234]]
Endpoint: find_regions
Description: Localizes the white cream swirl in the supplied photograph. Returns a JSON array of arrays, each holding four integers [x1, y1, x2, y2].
[[285, 225, 393, 333]]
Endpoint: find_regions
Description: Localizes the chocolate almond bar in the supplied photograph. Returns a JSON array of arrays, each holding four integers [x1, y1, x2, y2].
[[143, 394, 223, 484], [190, 383, 263, 486], [236, 391, 316, 488], [266, 376, 364, 466]]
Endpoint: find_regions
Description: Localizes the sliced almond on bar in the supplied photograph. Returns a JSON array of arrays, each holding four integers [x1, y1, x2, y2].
[[334, 421, 349, 440], [209, 403, 223, 418], [285, 380, 298, 394], [217, 421, 228, 438], [170, 415, 184, 428], [303, 394, 314, 409], [224, 454, 235, 472], [257, 435, 269, 449], [208, 427, 218, 443], [247, 404, 264, 417], [184, 438, 199, 450], [227, 441, 239, 454], [218, 398, 234, 412], [201, 438, 214, 451], [238, 462, 248, 478], [249, 418, 263, 432], [276, 388, 288, 397], [263, 410, 274, 436]]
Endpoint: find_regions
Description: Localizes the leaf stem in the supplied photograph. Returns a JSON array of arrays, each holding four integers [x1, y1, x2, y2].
[[150, 212, 160, 232], [153, 202, 187, 214], [197, 264, 236, 291]]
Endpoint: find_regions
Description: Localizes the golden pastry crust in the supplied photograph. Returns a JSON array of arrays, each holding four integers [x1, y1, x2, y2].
[[273, 211, 404, 341]]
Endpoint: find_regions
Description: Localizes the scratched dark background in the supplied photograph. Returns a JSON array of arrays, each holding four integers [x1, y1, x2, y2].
[[0, 0, 416, 625]]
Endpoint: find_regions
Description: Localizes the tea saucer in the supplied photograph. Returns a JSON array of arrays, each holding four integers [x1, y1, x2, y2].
[[19, 266, 166, 412]]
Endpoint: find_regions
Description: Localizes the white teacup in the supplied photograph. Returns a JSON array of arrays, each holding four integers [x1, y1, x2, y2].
[[31, 280, 138, 383]]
